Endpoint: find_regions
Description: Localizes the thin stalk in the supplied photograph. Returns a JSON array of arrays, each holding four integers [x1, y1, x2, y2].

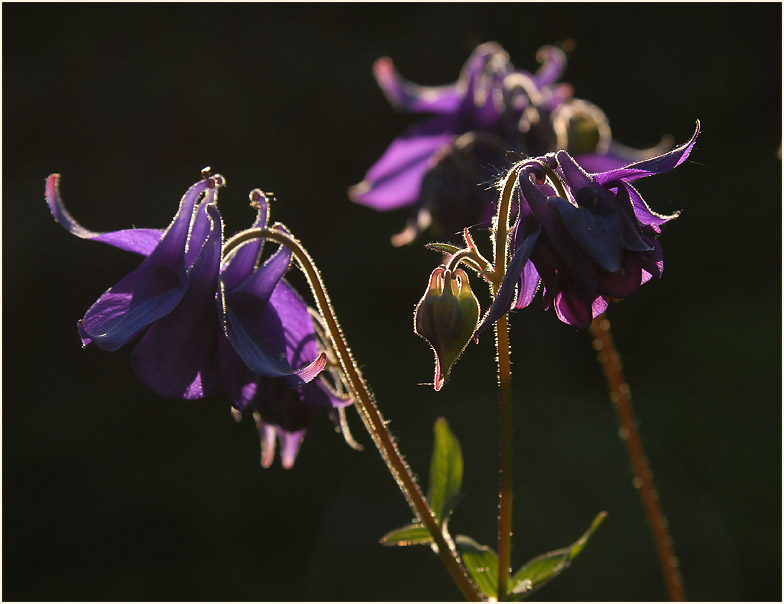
[[224, 228, 483, 602], [590, 316, 686, 602], [491, 168, 519, 599], [495, 313, 514, 599]]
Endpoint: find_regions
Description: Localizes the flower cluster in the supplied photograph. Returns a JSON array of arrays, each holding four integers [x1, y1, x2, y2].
[[479, 122, 700, 331], [45, 172, 355, 468], [350, 42, 671, 245]]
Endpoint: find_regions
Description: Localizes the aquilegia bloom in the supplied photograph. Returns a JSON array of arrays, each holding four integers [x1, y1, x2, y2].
[[350, 42, 671, 245], [478, 121, 700, 331], [47, 173, 351, 467], [218, 190, 354, 467], [46, 172, 228, 399]]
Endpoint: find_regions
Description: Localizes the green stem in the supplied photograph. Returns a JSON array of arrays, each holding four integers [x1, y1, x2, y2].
[[223, 227, 483, 602], [490, 167, 519, 599], [495, 313, 514, 599], [590, 316, 685, 601]]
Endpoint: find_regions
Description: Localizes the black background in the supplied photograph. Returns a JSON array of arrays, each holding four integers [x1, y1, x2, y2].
[[4, 3, 781, 601]]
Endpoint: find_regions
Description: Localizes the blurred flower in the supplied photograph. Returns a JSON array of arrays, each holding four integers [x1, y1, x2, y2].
[[478, 121, 700, 331], [414, 266, 480, 391], [350, 42, 671, 245]]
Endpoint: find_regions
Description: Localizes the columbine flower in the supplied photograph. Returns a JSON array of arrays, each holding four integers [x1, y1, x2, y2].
[[350, 42, 672, 245], [46, 175, 324, 399], [48, 174, 354, 467], [46, 171, 227, 399], [218, 190, 354, 468], [478, 121, 700, 332]]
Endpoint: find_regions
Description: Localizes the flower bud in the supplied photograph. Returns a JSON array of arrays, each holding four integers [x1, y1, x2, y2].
[[414, 266, 480, 391]]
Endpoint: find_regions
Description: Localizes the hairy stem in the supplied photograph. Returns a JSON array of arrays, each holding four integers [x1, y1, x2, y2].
[[495, 313, 514, 599], [590, 316, 685, 602], [491, 168, 518, 598], [224, 228, 483, 602]]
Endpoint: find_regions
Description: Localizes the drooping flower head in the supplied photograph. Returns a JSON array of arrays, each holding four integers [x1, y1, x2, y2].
[[478, 121, 700, 332], [218, 191, 356, 467], [350, 42, 672, 245], [47, 173, 355, 468], [46, 171, 227, 399]]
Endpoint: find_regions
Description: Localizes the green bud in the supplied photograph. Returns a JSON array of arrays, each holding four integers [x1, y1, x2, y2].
[[414, 266, 480, 391]]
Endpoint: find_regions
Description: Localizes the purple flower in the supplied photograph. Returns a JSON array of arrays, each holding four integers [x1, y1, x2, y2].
[[47, 174, 354, 467], [45, 174, 324, 400], [478, 122, 700, 331], [350, 42, 672, 245], [217, 191, 355, 467]]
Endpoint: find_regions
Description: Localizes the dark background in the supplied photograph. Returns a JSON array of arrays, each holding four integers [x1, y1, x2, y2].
[[4, 3, 781, 601]]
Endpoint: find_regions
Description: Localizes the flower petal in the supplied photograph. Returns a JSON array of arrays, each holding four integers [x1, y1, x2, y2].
[[78, 263, 189, 350], [593, 121, 700, 185], [46, 174, 163, 256], [533, 45, 567, 87], [220, 193, 269, 290], [218, 334, 258, 411], [620, 181, 679, 232], [477, 225, 541, 336], [373, 56, 462, 115], [349, 117, 456, 211], [278, 428, 306, 470], [130, 203, 223, 399], [554, 289, 593, 328], [552, 194, 623, 273]]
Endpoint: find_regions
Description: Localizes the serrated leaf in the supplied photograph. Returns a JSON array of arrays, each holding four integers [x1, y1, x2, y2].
[[507, 511, 607, 600], [456, 535, 499, 598], [427, 417, 463, 524], [380, 523, 433, 547]]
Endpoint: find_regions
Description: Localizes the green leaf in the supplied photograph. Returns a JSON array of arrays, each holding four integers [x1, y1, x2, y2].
[[456, 535, 499, 598], [427, 417, 463, 523], [380, 523, 434, 547], [508, 511, 607, 599], [424, 243, 483, 272], [425, 242, 462, 255]]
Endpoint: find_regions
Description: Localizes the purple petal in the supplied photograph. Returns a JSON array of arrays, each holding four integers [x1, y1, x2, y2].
[[46, 174, 163, 256], [597, 254, 643, 299], [514, 260, 541, 310], [573, 153, 635, 174], [221, 250, 324, 383], [620, 181, 679, 232], [349, 117, 456, 211], [552, 194, 623, 273], [373, 56, 462, 115], [220, 193, 269, 290], [270, 280, 318, 370], [554, 289, 593, 328], [218, 334, 258, 411], [554, 150, 595, 194], [229, 239, 291, 306], [130, 204, 223, 399], [149, 177, 215, 270], [592, 297, 609, 318], [533, 45, 567, 86], [78, 264, 188, 351], [593, 121, 700, 185], [477, 226, 541, 336]]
